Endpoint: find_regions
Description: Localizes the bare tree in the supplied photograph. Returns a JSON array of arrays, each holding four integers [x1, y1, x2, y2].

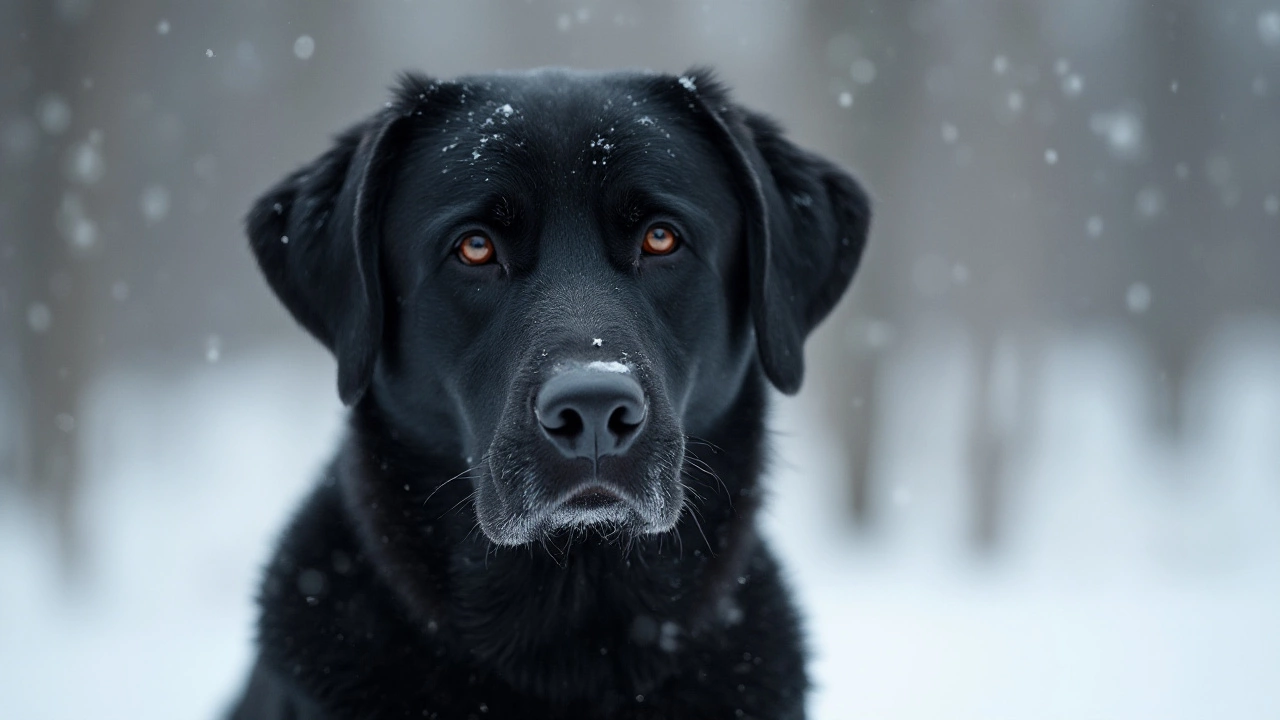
[[5, 0, 95, 572]]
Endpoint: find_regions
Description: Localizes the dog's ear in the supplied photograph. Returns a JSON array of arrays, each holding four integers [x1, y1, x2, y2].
[[686, 77, 871, 394], [246, 107, 413, 406]]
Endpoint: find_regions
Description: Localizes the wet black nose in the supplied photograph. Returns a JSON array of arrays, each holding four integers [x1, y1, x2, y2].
[[536, 368, 647, 460]]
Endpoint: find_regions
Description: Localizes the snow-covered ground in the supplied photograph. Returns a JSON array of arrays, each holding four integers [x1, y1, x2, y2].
[[2, 326, 1278, 719], [767, 322, 1280, 719]]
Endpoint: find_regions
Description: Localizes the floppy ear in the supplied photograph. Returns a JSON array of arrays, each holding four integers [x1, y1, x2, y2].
[[690, 85, 872, 394], [245, 110, 410, 406]]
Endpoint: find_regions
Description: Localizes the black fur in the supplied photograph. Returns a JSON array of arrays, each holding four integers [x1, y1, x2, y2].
[[230, 68, 870, 720]]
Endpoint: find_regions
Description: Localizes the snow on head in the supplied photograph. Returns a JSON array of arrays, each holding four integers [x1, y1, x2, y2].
[[677, 75, 697, 92], [586, 361, 630, 374]]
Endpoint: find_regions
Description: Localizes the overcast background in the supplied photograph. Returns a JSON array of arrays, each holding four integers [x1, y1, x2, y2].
[[2, 1, 1279, 718]]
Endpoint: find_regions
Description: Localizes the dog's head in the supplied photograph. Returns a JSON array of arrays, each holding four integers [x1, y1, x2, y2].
[[247, 69, 869, 546]]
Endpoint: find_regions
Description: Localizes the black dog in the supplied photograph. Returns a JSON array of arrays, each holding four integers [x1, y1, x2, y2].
[[229, 68, 869, 720]]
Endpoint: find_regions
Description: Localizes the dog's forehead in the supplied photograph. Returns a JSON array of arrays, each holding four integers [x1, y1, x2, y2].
[[410, 72, 722, 189]]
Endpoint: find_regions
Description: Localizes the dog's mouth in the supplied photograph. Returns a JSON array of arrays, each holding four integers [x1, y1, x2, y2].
[[562, 485, 624, 511], [541, 482, 636, 533], [474, 448, 686, 546]]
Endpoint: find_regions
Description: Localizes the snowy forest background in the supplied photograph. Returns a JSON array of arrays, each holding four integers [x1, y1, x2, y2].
[[2, 0, 1279, 718]]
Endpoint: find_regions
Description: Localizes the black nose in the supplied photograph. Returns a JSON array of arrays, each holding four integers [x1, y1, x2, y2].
[[535, 368, 647, 460]]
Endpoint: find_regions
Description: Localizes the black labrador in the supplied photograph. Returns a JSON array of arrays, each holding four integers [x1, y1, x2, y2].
[[230, 68, 869, 720]]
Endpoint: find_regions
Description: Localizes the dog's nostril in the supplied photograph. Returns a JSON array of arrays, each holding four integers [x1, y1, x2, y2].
[[545, 408, 584, 438], [607, 405, 643, 438]]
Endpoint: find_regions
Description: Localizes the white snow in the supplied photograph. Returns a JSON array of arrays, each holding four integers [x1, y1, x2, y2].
[[1090, 108, 1144, 160], [26, 303, 52, 333], [1259, 10, 1280, 47], [1062, 73, 1084, 97], [205, 335, 223, 364], [67, 136, 105, 185], [37, 94, 71, 135], [139, 185, 171, 224], [765, 323, 1280, 720], [1126, 282, 1152, 314], [1135, 186, 1166, 219], [1006, 90, 1024, 114], [849, 59, 876, 85], [1086, 215, 1104, 238], [293, 35, 315, 60], [585, 361, 629, 374], [57, 193, 98, 250], [0, 347, 341, 720]]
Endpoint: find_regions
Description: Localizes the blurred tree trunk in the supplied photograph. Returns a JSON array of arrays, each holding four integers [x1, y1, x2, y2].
[[802, 0, 926, 530], [1139, 0, 1217, 441], [7, 0, 94, 572]]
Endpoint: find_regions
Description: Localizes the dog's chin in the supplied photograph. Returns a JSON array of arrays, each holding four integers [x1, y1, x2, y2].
[[472, 465, 685, 547]]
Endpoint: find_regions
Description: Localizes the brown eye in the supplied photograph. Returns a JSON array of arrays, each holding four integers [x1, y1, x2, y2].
[[641, 225, 679, 255], [458, 233, 495, 265]]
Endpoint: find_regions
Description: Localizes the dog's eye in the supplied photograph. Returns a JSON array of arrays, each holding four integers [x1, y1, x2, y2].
[[641, 225, 679, 255], [457, 233, 495, 265]]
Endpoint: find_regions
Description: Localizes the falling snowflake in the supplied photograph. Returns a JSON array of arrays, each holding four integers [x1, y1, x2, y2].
[[205, 335, 223, 363], [293, 35, 315, 60], [1090, 108, 1144, 160], [1086, 216, 1104, 238], [1062, 74, 1084, 97], [1259, 10, 1280, 46], [27, 303, 52, 333], [140, 185, 170, 223], [1135, 187, 1165, 219], [1125, 283, 1152, 314], [37, 94, 71, 135], [849, 59, 876, 85]]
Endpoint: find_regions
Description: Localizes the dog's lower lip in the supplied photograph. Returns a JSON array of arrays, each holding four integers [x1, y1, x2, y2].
[[562, 485, 623, 511]]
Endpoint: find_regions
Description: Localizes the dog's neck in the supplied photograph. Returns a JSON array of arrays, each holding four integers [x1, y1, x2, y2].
[[330, 373, 770, 700]]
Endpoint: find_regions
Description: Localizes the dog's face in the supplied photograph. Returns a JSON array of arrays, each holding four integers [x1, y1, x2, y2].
[[247, 69, 869, 546]]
